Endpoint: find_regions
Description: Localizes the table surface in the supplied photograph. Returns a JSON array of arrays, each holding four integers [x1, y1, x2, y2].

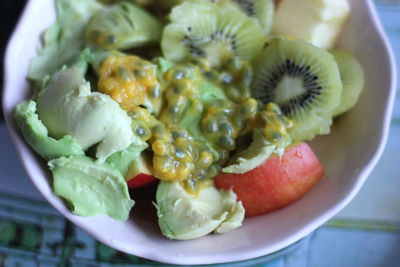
[[1, 1, 399, 266]]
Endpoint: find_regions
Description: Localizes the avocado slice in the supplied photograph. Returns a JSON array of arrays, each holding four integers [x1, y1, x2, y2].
[[14, 100, 84, 160], [223, 103, 293, 174], [49, 155, 134, 221], [156, 181, 244, 240], [222, 129, 284, 174], [36, 67, 137, 163], [106, 142, 148, 177], [28, 0, 104, 82]]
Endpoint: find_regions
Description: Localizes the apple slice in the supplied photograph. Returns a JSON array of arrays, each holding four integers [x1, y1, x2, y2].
[[125, 154, 157, 188], [215, 143, 324, 217], [127, 173, 156, 188]]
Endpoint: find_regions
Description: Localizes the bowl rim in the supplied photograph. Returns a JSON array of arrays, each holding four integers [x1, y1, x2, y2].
[[2, 0, 397, 264]]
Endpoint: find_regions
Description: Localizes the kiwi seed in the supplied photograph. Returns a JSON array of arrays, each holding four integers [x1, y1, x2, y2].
[[251, 38, 343, 142]]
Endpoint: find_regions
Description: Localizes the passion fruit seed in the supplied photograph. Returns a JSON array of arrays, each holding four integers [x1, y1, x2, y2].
[[197, 151, 213, 168], [219, 122, 234, 135], [204, 119, 219, 133], [150, 85, 160, 98], [164, 65, 196, 81], [136, 126, 147, 137], [152, 139, 169, 156], [120, 61, 262, 192], [240, 98, 258, 117], [98, 55, 160, 111], [225, 57, 242, 73], [219, 136, 235, 150], [171, 130, 186, 139], [133, 69, 147, 78], [203, 70, 218, 81], [197, 56, 254, 102], [154, 155, 173, 173], [152, 124, 166, 138], [259, 103, 294, 146], [118, 67, 130, 80], [220, 72, 233, 84]]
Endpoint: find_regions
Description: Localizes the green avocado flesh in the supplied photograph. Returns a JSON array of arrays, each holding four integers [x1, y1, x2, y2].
[[49, 156, 134, 221], [180, 81, 227, 140], [28, 0, 104, 81], [106, 143, 148, 177], [85, 2, 163, 50], [156, 181, 244, 240], [36, 67, 138, 163], [14, 100, 84, 160], [223, 129, 282, 174]]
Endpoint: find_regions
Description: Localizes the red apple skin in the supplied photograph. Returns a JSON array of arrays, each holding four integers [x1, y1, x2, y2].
[[215, 143, 324, 217], [125, 154, 157, 189], [127, 173, 157, 188]]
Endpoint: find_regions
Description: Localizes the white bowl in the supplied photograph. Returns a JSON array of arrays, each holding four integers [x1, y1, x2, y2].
[[2, 0, 396, 264]]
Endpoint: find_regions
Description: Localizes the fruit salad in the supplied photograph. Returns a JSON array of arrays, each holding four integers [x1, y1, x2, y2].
[[14, 0, 364, 240]]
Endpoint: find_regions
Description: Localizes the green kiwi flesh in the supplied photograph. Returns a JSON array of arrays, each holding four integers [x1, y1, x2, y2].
[[186, 0, 274, 34], [236, 0, 274, 35], [161, 2, 265, 67], [251, 39, 342, 142], [331, 49, 364, 117]]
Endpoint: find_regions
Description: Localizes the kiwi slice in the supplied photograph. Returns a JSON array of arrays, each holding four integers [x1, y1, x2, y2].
[[187, 0, 274, 34], [161, 2, 265, 67], [330, 49, 364, 117], [251, 38, 342, 142]]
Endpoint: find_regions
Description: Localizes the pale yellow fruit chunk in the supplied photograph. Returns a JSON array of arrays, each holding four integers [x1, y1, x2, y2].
[[272, 0, 350, 49]]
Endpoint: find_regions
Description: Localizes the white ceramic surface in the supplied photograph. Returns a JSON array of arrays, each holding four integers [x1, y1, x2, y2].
[[2, 0, 396, 264]]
